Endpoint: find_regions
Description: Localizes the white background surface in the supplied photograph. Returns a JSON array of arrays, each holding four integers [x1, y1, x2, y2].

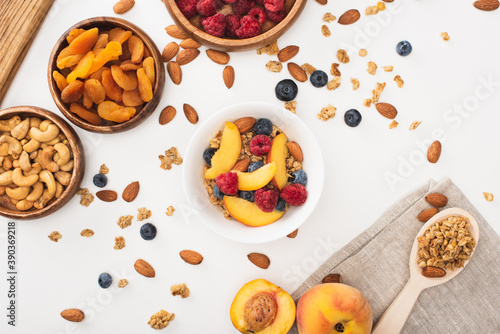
[[1, 0, 499, 333]]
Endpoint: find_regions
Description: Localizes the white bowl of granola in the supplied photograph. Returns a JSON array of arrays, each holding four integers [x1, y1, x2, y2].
[[183, 102, 324, 243]]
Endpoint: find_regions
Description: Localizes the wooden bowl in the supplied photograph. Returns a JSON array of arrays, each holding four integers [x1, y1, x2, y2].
[[0, 106, 85, 220], [164, 0, 307, 52], [48, 17, 166, 133]]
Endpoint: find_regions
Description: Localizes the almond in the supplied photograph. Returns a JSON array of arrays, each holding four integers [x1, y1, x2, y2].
[[338, 9, 361, 25], [287, 141, 303, 162], [287, 62, 307, 82], [474, 0, 499, 10], [179, 38, 201, 49], [418, 208, 439, 222], [165, 25, 188, 39], [162, 42, 179, 62], [180, 250, 203, 265], [232, 158, 250, 172], [315, 0, 327, 5], [223, 66, 235, 89], [176, 48, 200, 66], [206, 49, 230, 65], [134, 259, 155, 277], [183, 103, 198, 124], [322, 273, 342, 284], [287, 229, 298, 238], [422, 266, 446, 278], [427, 140, 442, 163], [375, 102, 397, 119], [122, 181, 140, 202], [167, 61, 182, 85], [234, 117, 255, 133], [277, 45, 299, 62], [425, 193, 448, 207], [113, 0, 135, 14], [159, 106, 176, 125], [247, 253, 270, 269], [96, 190, 117, 202], [60, 309, 84, 322]]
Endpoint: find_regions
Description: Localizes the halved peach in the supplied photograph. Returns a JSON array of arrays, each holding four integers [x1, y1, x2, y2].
[[235, 162, 277, 191], [230, 279, 295, 334], [267, 133, 288, 191], [204, 122, 241, 179], [224, 196, 283, 227]]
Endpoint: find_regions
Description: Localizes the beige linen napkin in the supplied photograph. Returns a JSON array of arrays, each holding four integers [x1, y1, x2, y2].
[[289, 178, 500, 333]]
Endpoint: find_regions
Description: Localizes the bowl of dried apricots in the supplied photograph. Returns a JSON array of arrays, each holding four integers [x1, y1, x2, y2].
[[48, 17, 165, 133]]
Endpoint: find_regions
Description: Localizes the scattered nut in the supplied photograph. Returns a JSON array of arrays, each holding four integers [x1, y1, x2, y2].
[[80, 229, 94, 237], [48, 231, 62, 242]]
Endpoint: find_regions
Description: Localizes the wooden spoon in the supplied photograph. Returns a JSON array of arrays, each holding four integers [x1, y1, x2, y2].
[[372, 208, 479, 334]]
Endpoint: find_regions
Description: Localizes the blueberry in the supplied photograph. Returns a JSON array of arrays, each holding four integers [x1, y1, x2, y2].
[[291, 170, 308, 186], [344, 109, 362, 127], [396, 40, 412, 56], [239, 190, 255, 202], [98, 273, 112, 289], [93, 174, 107, 188], [275, 79, 298, 101], [203, 148, 217, 166], [310, 70, 328, 88], [253, 118, 273, 136], [248, 161, 265, 173], [275, 198, 286, 212], [140, 223, 157, 241], [213, 185, 225, 199]]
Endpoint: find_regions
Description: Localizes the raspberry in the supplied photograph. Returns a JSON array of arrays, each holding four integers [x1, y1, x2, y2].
[[196, 0, 217, 17], [248, 7, 266, 25], [225, 14, 242, 37], [264, 0, 284, 12], [254, 188, 279, 213], [249, 135, 271, 156], [202, 14, 227, 37], [280, 184, 308, 206], [255, 0, 263, 5], [216, 172, 238, 195], [223, 0, 237, 3], [265, 8, 286, 22], [215, 0, 225, 8], [235, 15, 261, 39], [232, 0, 255, 15], [177, 0, 198, 19]]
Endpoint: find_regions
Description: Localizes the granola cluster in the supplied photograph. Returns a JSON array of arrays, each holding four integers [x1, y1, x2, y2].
[[77, 188, 94, 207], [148, 310, 175, 330], [159, 147, 183, 170], [171, 283, 190, 298], [137, 207, 152, 221]]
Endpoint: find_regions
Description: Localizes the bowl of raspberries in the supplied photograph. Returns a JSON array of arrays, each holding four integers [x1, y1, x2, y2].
[[164, 0, 307, 51], [183, 102, 324, 243]]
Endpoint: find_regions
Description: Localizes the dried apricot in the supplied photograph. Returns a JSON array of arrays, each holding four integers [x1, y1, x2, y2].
[[108, 28, 132, 44], [123, 89, 144, 107], [70, 103, 102, 126], [61, 80, 84, 104], [101, 69, 123, 102], [66, 51, 94, 83], [84, 79, 106, 104], [120, 60, 141, 71], [57, 46, 73, 62], [83, 90, 93, 109], [89, 66, 109, 81], [69, 27, 99, 54], [111, 65, 138, 91], [66, 28, 86, 44], [128, 35, 144, 64], [97, 101, 136, 123], [93, 33, 109, 50], [137, 68, 153, 102], [86, 41, 122, 76], [53, 71, 68, 91], [119, 40, 132, 61], [143, 57, 155, 84], [143, 47, 152, 59], [57, 54, 84, 70]]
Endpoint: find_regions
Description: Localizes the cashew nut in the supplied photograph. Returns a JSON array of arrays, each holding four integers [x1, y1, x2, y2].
[[39, 120, 51, 131], [5, 186, 30, 200], [10, 118, 30, 140], [33, 149, 45, 169], [41, 146, 59, 173], [29, 124, 59, 143], [0, 170, 13, 186], [0, 116, 21, 131], [0, 186, 5, 195], [12, 168, 38, 187], [19, 151, 32, 172], [12, 159, 20, 168], [39, 170, 56, 197], [54, 171, 71, 186], [55, 181, 64, 198], [26, 181, 43, 201], [0, 143, 9, 156], [54, 143, 71, 166], [34, 189, 54, 209], [2, 156, 12, 170], [20, 139, 28, 145], [16, 199, 34, 211], [0, 135, 22, 157], [45, 137, 61, 146], [29, 150, 38, 160], [24, 163, 42, 176], [0, 167, 5, 174], [10, 198, 19, 205], [23, 138, 40, 153], [29, 117, 41, 129], [60, 160, 74, 172]]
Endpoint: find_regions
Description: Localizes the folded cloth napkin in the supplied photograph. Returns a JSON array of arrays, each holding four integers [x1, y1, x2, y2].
[[289, 178, 500, 333]]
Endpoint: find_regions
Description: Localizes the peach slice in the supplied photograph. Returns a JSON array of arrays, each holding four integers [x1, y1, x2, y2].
[[235, 162, 277, 191], [204, 122, 241, 179], [230, 279, 295, 334], [267, 132, 288, 190], [224, 196, 283, 227]]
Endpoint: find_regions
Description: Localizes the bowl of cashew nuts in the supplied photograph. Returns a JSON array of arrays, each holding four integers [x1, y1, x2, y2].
[[0, 106, 85, 219]]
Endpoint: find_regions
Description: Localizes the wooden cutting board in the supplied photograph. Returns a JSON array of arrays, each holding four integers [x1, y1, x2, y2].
[[0, 0, 55, 103]]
